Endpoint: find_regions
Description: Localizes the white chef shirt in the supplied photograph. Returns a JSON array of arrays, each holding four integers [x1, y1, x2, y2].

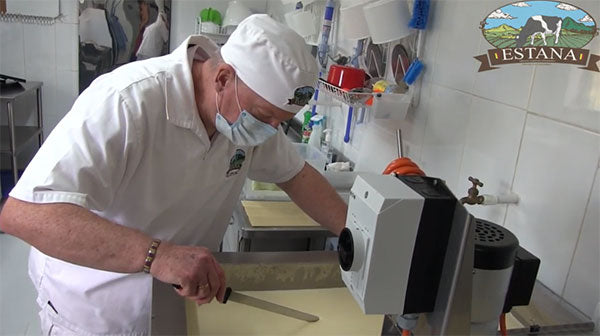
[[10, 35, 305, 335], [136, 12, 169, 60]]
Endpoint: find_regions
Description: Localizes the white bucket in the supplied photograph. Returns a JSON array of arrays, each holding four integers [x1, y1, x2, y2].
[[363, 0, 412, 44], [284, 10, 317, 37], [340, 0, 373, 40]]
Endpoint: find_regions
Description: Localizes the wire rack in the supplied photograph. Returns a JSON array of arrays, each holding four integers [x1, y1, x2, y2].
[[0, 12, 57, 24], [317, 79, 377, 107]]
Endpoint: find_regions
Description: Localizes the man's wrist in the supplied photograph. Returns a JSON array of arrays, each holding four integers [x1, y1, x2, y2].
[[143, 239, 161, 273]]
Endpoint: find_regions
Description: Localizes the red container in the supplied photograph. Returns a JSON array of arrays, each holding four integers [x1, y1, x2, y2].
[[327, 65, 366, 90]]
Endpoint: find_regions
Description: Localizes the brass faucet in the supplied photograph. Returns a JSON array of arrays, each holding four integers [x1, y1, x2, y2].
[[460, 177, 484, 205]]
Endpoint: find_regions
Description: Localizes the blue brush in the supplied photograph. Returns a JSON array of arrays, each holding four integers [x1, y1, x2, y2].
[[404, 59, 423, 85], [404, 0, 430, 85], [408, 0, 430, 29]]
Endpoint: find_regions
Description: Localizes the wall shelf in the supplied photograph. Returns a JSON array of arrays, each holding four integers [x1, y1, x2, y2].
[[316, 79, 411, 120]]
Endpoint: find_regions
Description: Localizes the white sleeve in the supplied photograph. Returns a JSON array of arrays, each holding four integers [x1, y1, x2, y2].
[[247, 127, 305, 183], [9, 86, 141, 211], [160, 19, 169, 42]]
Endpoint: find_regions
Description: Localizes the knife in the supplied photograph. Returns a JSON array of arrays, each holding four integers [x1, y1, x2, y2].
[[223, 287, 319, 322]]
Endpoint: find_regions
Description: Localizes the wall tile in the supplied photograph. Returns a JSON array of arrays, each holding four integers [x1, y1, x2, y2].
[[421, 0, 442, 85], [431, 0, 487, 92], [24, 24, 57, 139], [528, 37, 600, 133], [24, 24, 56, 79], [472, 45, 535, 109], [527, 0, 600, 133], [0, 21, 25, 77], [354, 119, 402, 174], [52, 69, 78, 132], [55, 22, 78, 71], [419, 84, 472, 193], [504, 114, 600, 295], [458, 97, 526, 224], [398, 80, 433, 162], [563, 168, 600, 319], [59, 0, 79, 24], [350, 81, 432, 171]]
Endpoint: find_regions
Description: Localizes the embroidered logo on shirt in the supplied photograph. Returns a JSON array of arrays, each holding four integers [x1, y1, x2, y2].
[[287, 86, 315, 106], [226, 149, 246, 177]]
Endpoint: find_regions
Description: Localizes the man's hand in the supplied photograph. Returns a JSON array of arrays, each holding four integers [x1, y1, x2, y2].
[[150, 242, 226, 305]]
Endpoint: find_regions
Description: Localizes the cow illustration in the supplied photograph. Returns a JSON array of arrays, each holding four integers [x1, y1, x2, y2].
[[515, 15, 562, 47]]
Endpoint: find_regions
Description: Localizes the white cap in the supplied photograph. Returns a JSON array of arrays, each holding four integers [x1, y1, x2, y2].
[[221, 14, 319, 114]]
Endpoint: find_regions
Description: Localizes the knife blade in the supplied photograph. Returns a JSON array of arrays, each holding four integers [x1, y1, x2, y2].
[[223, 287, 319, 322]]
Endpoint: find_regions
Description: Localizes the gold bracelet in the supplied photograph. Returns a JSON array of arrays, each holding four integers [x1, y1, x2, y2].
[[143, 239, 161, 274]]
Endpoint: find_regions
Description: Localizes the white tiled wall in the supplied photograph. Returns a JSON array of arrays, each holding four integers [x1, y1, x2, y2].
[[323, 0, 600, 321], [563, 168, 600, 320], [457, 96, 526, 224], [505, 115, 599, 294], [528, 34, 600, 133], [0, 10, 79, 138]]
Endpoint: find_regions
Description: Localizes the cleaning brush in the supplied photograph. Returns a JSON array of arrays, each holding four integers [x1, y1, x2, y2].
[[408, 0, 430, 29], [404, 0, 430, 85]]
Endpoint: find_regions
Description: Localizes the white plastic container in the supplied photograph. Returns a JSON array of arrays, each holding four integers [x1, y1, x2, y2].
[[223, 1, 252, 30], [363, 0, 412, 44], [284, 10, 318, 37], [340, 0, 373, 40], [371, 92, 411, 120]]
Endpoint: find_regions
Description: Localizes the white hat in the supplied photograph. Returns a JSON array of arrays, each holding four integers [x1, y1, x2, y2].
[[221, 14, 319, 114]]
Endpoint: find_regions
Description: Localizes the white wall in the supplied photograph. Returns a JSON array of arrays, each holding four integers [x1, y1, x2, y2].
[[0, 0, 79, 138], [170, 0, 268, 50], [325, 0, 600, 322]]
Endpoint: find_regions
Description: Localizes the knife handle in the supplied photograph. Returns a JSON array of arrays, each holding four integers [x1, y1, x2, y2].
[[172, 284, 230, 304], [223, 287, 233, 303]]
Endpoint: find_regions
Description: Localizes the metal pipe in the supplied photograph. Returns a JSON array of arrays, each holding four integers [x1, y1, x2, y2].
[[37, 87, 44, 145], [396, 129, 403, 157], [7, 101, 18, 183]]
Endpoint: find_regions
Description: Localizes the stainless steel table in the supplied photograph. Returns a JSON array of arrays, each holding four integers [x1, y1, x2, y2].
[[0, 81, 43, 184], [225, 201, 337, 252]]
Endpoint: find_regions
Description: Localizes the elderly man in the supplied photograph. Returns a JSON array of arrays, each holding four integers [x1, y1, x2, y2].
[[0, 15, 347, 334]]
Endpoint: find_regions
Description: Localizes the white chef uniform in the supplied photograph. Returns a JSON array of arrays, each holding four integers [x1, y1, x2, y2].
[[136, 12, 169, 60], [10, 34, 305, 335]]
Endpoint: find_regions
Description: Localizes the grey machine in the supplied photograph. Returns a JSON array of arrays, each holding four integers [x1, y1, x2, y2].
[[337, 173, 539, 335]]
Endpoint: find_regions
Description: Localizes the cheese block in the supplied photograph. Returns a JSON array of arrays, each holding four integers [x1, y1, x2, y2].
[[242, 201, 319, 227], [186, 287, 383, 335]]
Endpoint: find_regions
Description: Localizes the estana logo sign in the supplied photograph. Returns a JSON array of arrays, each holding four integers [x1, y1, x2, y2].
[[475, 1, 599, 72]]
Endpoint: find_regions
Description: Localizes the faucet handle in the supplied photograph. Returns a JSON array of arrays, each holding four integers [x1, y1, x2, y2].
[[468, 176, 483, 188]]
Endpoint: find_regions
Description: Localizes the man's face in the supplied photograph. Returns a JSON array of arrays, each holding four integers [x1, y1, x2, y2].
[[219, 77, 296, 129]]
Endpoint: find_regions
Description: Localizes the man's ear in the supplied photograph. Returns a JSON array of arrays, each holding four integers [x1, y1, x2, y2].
[[214, 63, 235, 93]]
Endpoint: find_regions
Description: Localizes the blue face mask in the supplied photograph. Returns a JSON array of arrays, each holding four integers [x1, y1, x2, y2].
[[215, 76, 278, 147]]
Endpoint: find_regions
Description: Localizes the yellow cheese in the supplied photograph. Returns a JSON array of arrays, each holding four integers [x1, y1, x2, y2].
[[241, 201, 319, 227], [186, 288, 383, 335]]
